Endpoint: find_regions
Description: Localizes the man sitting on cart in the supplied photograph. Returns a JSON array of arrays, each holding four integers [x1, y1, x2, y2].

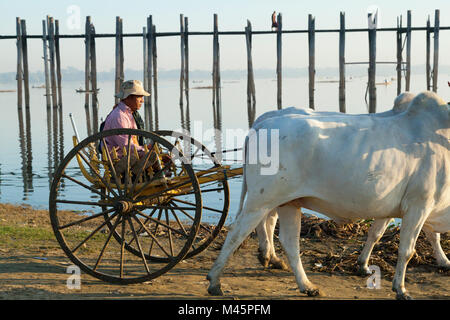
[[102, 80, 162, 177]]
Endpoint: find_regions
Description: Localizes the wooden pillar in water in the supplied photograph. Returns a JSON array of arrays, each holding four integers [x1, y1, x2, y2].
[[276, 13, 282, 110], [115, 16, 121, 105], [216, 15, 221, 128], [146, 16, 153, 130], [212, 13, 222, 160], [212, 14, 220, 125], [55, 20, 64, 164], [368, 10, 377, 113], [42, 20, 51, 109], [152, 24, 159, 131], [84, 16, 91, 110], [245, 20, 256, 127], [212, 15, 217, 119], [48, 16, 58, 109], [119, 19, 124, 87], [179, 14, 185, 129], [55, 20, 63, 108], [83, 16, 92, 136], [20, 19, 30, 109], [184, 16, 190, 133], [396, 16, 403, 95], [16, 17, 23, 109], [143, 26, 149, 128], [405, 11, 411, 92], [90, 22, 98, 133], [432, 9, 439, 93], [426, 16, 431, 91], [338, 12, 345, 113], [308, 14, 315, 110], [212, 16, 217, 120]]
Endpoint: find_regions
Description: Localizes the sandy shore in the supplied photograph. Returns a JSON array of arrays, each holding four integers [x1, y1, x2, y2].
[[0, 203, 448, 300]]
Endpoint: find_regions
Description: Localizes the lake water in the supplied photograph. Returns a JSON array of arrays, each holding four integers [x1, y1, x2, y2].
[[0, 74, 447, 224]]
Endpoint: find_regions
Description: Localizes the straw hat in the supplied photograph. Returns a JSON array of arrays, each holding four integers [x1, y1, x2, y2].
[[115, 80, 150, 99]]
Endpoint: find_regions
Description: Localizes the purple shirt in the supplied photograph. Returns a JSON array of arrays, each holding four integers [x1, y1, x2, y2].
[[103, 102, 144, 157]]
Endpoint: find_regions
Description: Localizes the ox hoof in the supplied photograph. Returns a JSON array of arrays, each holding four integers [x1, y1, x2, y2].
[[257, 253, 270, 268], [207, 285, 224, 296], [303, 288, 321, 297], [395, 292, 413, 300], [271, 258, 289, 271], [356, 266, 371, 277]]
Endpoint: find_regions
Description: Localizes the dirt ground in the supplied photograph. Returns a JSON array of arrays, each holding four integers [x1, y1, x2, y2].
[[0, 203, 448, 300]]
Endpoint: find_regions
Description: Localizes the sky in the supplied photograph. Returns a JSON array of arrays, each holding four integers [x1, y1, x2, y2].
[[0, 0, 449, 74]]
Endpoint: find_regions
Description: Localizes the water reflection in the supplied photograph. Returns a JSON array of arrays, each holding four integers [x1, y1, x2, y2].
[[45, 103, 64, 189], [84, 101, 92, 137], [17, 106, 33, 199], [46, 104, 52, 184], [179, 102, 190, 134], [212, 87, 223, 162]]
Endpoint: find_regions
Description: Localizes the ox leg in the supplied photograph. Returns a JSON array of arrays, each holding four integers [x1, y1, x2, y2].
[[207, 207, 268, 296], [392, 207, 430, 300], [422, 226, 450, 269], [357, 218, 393, 275], [256, 210, 289, 270], [256, 209, 275, 268], [278, 205, 320, 296]]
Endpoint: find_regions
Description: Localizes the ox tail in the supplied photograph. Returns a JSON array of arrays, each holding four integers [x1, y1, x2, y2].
[[232, 135, 249, 226], [231, 134, 249, 253]]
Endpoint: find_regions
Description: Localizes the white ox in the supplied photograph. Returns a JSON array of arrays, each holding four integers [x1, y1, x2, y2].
[[207, 91, 449, 299], [252, 94, 450, 273]]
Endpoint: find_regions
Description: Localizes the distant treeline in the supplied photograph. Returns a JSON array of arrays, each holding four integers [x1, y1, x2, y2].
[[0, 65, 448, 83]]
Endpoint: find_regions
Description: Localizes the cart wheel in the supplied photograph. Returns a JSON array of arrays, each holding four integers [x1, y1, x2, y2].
[[113, 130, 230, 261], [49, 128, 202, 284], [155, 130, 229, 259]]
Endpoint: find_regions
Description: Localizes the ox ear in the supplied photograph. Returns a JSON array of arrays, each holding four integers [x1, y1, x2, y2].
[[393, 92, 415, 112], [406, 91, 446, 115]]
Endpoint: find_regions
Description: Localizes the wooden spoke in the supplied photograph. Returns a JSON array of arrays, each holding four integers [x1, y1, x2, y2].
[[59, 207, 116, 230], [167, 201, 195, 221], [120, 216, 125, 278], [132, 214, 172, 258], [168, 202, 212, 235], [71, 212, 119, 253], [196, 187, 224, 193], [61, 174, 113, 200], [130, 143, 156, 195], [171, 198, 223, 214], [132, 167, 169, 199], [135, 210, 187, 237], [164, 209, 174, 256], [127, 216, 150, 274], [190, 145, 202, 160], [148, 209, 162, 257], [101, 138, 123, 196], [124, 134, 132, 197], [167, 205, 188, 236], [77, 149, 119, 197], [133, 178, 194, 204], [167, 205, 197, 251], [127, 207, 158, 246], [93, 214, 123, 270], [135, 204, 196, 211], [55, 199, 113, 207]]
